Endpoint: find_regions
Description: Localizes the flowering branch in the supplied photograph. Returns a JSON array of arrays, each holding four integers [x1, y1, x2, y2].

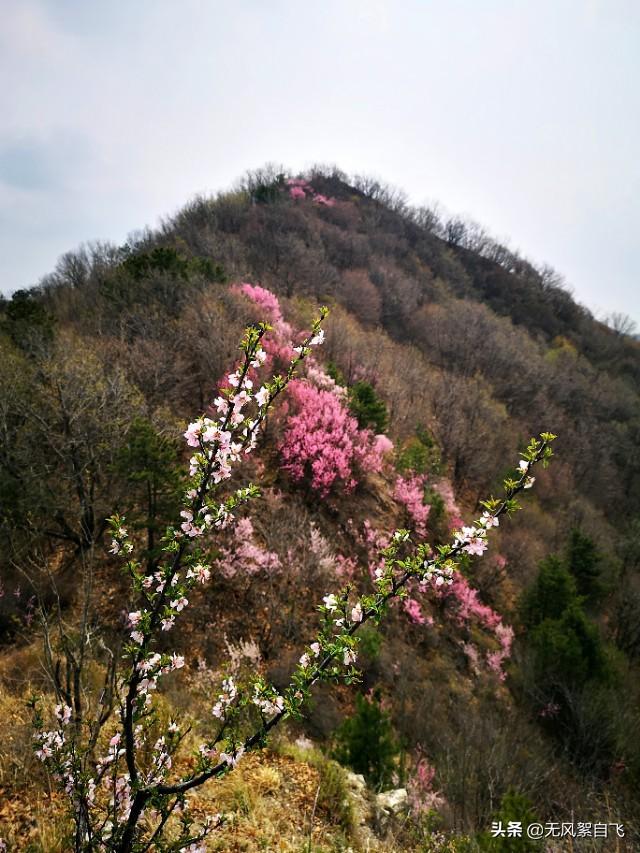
[[151, 433, 556, 802]]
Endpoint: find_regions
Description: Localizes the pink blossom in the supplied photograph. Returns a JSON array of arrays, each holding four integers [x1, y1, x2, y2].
[[394, 474, 430, 538], [55, 704, 72, 725], [494, 554, 507, 570], [437, 573, 514, 678], [464, 536, 488, 556], [236, 283, 295, 351], [343, 648, 357, 666], [407, 751, 445, 815], [495, 622, 514, 655], [312, 193, 335, 206], [443, 575, 502, 629], [486, 651, 507, 680], [289, 185, 307, 200], [351, 602, 363, 623], [305, 359, 347, 396], [237, 283, 283, 325], [322, 593, 338, 612], [255, 386, 270, 407], [279, 380, 384, 497], [199, 743, 218, 761], [431, 478, 464, 530], [184, 422, 202, 448], [374, 434, 394, 456], [403, 597, 427, 625], [252, 348, 267, 366], [215, 517, 280, 578], [480, 511, 499, 529], [334, 553, 358, 580], [186, 563, 211, 584], [220, 746, 244, 767]]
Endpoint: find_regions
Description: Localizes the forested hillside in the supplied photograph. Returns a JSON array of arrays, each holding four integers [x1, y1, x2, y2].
[[1, 165, 639, 851]]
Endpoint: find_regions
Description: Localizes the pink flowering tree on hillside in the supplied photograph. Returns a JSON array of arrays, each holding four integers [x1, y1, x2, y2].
[[279, 380, 384, 497], [30, 288, 556, 852], [394, 474, 430, 538], [234, 282, 296, 367], [238, 283, 384, 499], [437, 572, 515, 680], [286, 177, 335, 206]]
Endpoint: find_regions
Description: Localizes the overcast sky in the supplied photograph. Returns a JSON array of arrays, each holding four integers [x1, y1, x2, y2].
[[1, 0, 638, 323]]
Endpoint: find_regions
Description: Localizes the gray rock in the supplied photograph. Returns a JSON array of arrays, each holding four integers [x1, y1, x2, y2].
[[375, 787, 409, 831], [344, 771, 367, 794], [376, 787, 408, 815]]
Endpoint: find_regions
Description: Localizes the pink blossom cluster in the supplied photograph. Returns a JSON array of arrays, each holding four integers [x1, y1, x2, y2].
[[252, 682, 286, 717], [440, 572, 514, 680], [308, 523, 358, 579], [389, 491, 513, 676], [237, 283, 284, 327], [394, 474, 430, 538], [305, 358, 348, 398], [431, 478, 464, 530], [216, 517, 281, 578], [444, 574, 501, 629], [35, 726, 66, 762], [212, 676, 238, 719], [109, 523, 133, 556], [133, 651, 186, 708], [298, 640, 322, 670], [237, 286, 349, 411], [34, 703, 73, 770], [334, 553, 359, 580], [314, 518, 434, 626], [407, 751, 445, 816], [486, 622, 514, 680], [286, 177, 335, 206], [403, 597, 429, 625], [236, 283, 296, 367], [279, 380, 384, 497], [373, 434, 394, 456], [359, 521, 445, 603], [451, 511, 498, 558], [181, 356, 271, 534]]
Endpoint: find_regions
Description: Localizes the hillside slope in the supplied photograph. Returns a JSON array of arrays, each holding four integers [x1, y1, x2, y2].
[[0, 166, 639, 850]]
